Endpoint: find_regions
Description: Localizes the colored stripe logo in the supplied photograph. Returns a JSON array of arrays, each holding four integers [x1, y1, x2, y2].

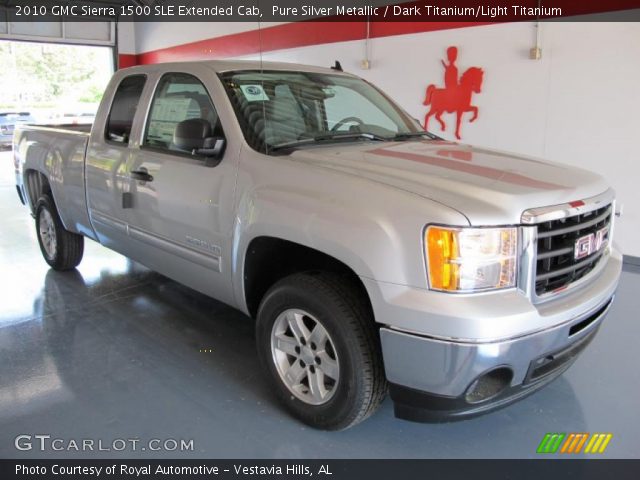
[[537, 433, 612, 454]]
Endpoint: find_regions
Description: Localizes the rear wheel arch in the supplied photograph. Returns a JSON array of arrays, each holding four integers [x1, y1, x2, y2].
[[24, 169, 53, 214]]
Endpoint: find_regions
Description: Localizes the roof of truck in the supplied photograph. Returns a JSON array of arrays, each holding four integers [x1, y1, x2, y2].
[[120, 59, 353, 76]]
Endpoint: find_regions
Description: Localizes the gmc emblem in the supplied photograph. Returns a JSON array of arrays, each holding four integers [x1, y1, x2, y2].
[[574, 227, 608, 260]]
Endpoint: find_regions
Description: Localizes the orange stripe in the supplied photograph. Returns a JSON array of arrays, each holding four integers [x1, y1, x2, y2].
[[567, 434, 581, 453], [560, 434, 575, 453], [574, 434, 589, 453]]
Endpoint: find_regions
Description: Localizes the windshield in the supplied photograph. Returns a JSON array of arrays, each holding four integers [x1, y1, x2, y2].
[[219, 70, 423, 153]]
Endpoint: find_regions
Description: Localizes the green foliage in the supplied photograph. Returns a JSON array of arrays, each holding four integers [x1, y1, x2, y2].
[[78, 84, 105, 104], [0, 41, 110, 108]]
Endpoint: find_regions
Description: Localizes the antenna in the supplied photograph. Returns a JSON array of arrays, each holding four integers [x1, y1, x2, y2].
[[331, 61, 343, 72]]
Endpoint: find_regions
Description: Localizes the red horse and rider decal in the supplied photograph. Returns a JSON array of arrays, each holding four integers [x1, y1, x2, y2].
[[423, 46, 484, 140]]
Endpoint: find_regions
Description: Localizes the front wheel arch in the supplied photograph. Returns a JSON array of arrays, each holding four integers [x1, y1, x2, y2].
[[243, 236, 374, 321]]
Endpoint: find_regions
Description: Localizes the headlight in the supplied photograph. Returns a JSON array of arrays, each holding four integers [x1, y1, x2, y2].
[[425, 226, 518, 292]]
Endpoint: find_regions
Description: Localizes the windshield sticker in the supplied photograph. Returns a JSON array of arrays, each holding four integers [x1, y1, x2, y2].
[[240, 84, 269, 102]]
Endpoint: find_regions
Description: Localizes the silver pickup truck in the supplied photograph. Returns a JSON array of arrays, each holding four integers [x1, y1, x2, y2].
[[13, 60, 622, 430]]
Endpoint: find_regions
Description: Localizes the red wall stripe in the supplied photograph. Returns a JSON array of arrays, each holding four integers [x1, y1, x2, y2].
[[118, 53, 138, 69], [136, 21, 488, 65], [134, 0, 640, 66]]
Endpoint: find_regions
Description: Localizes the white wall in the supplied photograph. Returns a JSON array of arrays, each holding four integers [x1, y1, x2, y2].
[[117, 21, 136, 55], [134, 22, 640, 256]]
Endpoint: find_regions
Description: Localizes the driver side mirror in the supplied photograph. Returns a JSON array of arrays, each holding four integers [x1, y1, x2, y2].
[[173, 118, 226, 165], [197, 137, 226, 165]]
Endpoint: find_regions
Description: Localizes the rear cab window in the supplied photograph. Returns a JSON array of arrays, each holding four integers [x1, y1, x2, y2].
[[105, 75, 146, 145]]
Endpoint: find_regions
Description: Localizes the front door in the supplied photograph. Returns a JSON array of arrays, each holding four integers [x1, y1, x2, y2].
[[124, 71, 237, 304]]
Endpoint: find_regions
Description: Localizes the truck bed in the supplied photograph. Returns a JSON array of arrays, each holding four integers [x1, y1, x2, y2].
[[24, 123, 93, 134], [14, 123, 93, 238]]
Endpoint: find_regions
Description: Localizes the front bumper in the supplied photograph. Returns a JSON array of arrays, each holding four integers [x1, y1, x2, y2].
[[385, 298, 610, 422], [367, 249, 622, 422]]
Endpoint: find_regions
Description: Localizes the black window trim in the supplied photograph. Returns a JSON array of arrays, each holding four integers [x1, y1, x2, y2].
[[104, 73, 148, 148]]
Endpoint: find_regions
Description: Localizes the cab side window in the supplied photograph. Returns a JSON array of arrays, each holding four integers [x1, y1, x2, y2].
[[143, 73, 222, 156], [105, 75, 146, 145]]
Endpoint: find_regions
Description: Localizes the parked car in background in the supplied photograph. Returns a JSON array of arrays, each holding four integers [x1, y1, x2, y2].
[[0, 111, 35, 147], [48, 111, 96, 126], [46, 104, 97, 127]]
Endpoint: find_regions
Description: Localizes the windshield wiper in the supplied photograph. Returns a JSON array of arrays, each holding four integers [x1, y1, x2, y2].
[[391, 131, 441, 141], [270, 132, 387, 152], [313, 132, 388, 142]]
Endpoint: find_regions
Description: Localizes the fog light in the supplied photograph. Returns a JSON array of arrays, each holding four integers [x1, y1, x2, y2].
[[464, 367, 513, 404]]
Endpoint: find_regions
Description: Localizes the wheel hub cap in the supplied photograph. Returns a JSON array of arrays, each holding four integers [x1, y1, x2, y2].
[[39, 209, 57, 259], [271, 309, 340, 406]]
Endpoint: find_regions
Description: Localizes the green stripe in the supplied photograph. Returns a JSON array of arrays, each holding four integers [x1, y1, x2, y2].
[[549, 433, 566, 453], [537, 433, 553, 453], [544, 434, 558, 453]]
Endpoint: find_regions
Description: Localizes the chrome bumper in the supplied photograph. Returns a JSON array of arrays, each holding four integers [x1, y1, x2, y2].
[[370, 249, 622, 422], [381, 295, 612, 421]]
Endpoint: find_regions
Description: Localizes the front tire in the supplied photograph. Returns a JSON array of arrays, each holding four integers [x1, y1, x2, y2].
[[35, 194, 84, 270], [256, 272, 386, 430]]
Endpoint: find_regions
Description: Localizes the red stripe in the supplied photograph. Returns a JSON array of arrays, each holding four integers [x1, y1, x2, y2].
[[136, 21, 487, 64], [367, 147, 566, 190], [118, 54, 138, 69], [436, 149, 473, 162], [135, 0, 639, 64]]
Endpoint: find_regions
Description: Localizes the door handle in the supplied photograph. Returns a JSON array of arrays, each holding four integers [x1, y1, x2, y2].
[[130, 170, 154, 182]]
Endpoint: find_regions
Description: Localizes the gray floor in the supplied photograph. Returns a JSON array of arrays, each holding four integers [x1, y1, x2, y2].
[[1, 150, 638, 459]]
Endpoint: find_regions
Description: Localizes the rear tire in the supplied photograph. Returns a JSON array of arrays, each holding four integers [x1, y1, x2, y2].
[[256, 272, 387, 430], [35, 194, 84, 270]]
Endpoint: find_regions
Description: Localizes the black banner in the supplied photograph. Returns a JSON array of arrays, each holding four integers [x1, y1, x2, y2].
[[2, 460, 640, 480], [1, 0, 640, 22]]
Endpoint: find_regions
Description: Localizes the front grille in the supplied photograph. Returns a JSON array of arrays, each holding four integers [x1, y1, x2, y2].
[[535, 204, 612, 295]]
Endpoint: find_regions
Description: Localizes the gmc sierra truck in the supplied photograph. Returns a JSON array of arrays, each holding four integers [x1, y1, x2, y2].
[[13, 60, 622, 430]]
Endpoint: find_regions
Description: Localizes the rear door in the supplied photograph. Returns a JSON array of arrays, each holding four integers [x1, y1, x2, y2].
[[124, 69, 237, 303], [86, 73, 148, 251]]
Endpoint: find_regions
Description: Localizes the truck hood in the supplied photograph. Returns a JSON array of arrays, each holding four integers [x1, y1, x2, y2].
[[289, 140, 610, 225]]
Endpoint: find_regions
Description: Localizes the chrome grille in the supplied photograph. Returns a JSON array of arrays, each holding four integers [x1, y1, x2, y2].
[[535, 204, 612, 296]]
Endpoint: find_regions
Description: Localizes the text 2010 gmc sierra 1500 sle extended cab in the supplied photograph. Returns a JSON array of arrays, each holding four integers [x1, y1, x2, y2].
[[13, 61, 622, 430]]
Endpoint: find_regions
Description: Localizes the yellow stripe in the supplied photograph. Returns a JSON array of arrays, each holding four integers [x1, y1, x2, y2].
[[561, 434, 575, 453], [574, 434, 589, 454], [585, 434, 598, 453], [598, 434, 613, 453], [590, 434, 605, 454]]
